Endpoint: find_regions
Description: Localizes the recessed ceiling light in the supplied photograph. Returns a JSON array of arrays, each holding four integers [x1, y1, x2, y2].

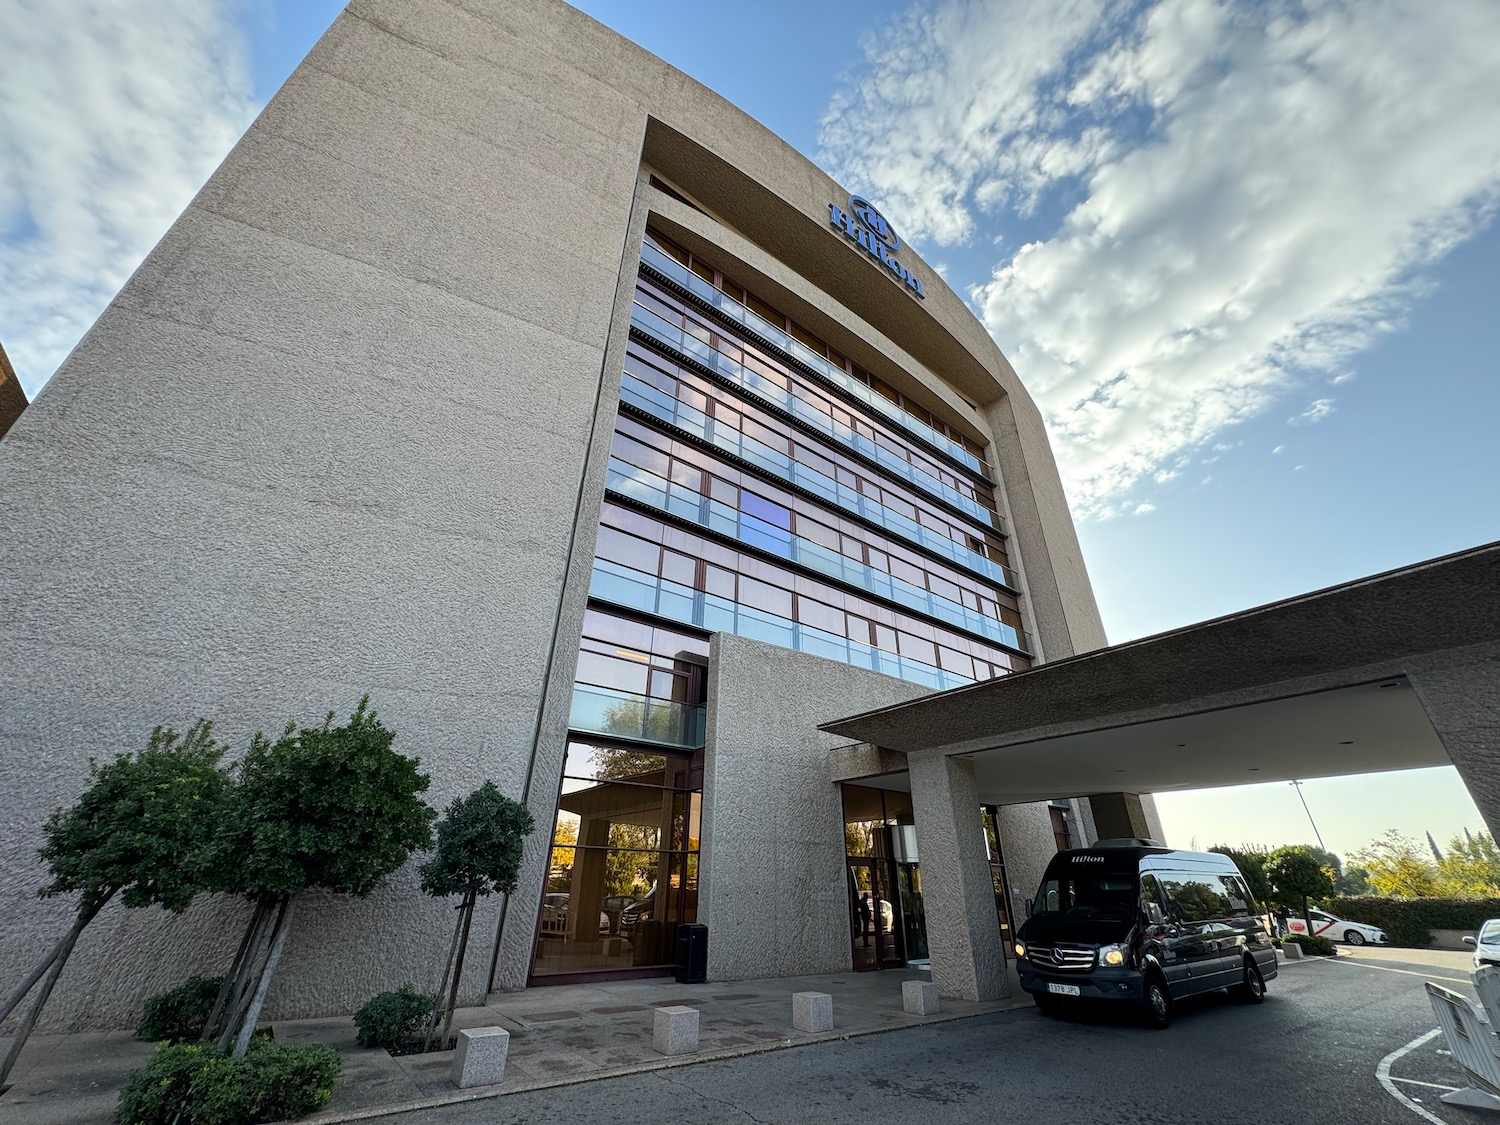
[[1248, 768, 1261, 771], [1175, 743, 1187, 748], [1339, 740, 1354, 745]]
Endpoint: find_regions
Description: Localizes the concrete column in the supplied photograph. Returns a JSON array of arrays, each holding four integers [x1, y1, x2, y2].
[[1409, 649, 1500, 840], [907, 752, 1007, 1001], [1085, 793, 1158, 842]]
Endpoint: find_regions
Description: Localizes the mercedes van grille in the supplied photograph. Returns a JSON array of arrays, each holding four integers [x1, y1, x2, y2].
[[1028, 943, 1095, 971]]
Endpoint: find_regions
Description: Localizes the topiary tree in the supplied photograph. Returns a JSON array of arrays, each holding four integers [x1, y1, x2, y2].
[[1265, 845, 1337, 937], [417, 781, 534, 1051], [202, 697, 435, 1058], [0, 722, 230, 1089]]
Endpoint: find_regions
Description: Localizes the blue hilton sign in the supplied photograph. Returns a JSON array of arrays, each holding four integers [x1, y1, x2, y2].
[[829, 196, 925, 299]]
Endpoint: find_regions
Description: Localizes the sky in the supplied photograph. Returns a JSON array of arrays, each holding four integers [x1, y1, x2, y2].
[[2, 0, 1497, 863]]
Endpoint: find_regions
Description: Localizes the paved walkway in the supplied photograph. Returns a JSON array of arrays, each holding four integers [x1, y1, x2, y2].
[[1, 965, 1030, 1124]]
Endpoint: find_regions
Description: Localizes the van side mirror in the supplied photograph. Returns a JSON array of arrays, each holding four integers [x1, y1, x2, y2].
[[1464, 936, 1477, 947]]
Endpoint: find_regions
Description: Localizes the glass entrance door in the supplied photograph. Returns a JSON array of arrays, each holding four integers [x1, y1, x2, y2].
[[894, 862, 929, 962], [847, 859, 904, 970]]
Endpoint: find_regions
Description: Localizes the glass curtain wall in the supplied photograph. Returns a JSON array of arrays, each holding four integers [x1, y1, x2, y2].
[[532, 740, 702, 980], [535, 223, 1026, 982]]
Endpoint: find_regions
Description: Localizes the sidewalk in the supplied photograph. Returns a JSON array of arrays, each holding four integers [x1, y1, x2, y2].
[[1, 965, 1030, 1124]]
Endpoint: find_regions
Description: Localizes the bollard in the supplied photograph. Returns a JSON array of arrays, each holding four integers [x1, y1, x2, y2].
[[902, 980, 940, 1016], [792, 991, 834, 1033], [450, 1026, 510, 1089], [653, 1005, 700, 1055]]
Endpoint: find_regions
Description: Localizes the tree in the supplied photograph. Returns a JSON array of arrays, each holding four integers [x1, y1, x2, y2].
[[1337, 866, 1373, 896], [203, 698, 435, 1058], [417, 782, 534, 1052], [1265, 845, 1337, 934], [1437, 832, 1500, 899], [1351, 830, 1440, 899], [0, 722, 230, 1089]]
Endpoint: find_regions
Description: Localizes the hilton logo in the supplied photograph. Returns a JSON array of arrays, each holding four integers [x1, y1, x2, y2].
[[828, 195, 925, 299]]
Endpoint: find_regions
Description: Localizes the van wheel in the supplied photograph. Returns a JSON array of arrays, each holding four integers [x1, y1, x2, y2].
[[1232, 959, 1265, 1003], [1345, 930, 1366, 946], [1142, 973, 1173, 1029], [1034, 991, 1064, 1018]]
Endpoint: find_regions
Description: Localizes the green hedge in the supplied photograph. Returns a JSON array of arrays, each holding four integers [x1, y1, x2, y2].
[[137, 976, 224, 1044], [1283, 933, 1337, 956], [1324, 897, 1500, 947], [353, 986, 438, 1050], [116, 1039, 340, 1125]]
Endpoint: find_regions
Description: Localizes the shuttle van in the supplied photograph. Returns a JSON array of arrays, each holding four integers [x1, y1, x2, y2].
[[1015, 840, 1277, 1028]]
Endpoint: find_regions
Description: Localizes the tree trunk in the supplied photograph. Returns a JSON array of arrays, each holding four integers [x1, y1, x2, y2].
[[0, 929, 75, 1029], [232, 895, 295, 1059], [202, 899, 270, 1044], [216, 896, 284, 1054], [0, 896, 104, 1091], [421, 900, 465, 1054], [438, 892, 476, 1050]]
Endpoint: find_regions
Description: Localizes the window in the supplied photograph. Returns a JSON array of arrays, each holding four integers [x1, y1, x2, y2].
[[1159, 877, 1233, 923]]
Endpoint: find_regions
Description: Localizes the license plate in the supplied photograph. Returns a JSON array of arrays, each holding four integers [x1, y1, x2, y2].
[[1047, 982, 1081, 996]]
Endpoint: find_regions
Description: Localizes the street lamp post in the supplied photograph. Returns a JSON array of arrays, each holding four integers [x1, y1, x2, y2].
[[1290, 780, 1326, 851]]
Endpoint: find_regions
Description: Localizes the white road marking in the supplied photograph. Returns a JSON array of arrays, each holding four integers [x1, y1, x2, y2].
[[1389, 1077, 1463, 1092], [1378, 1029, 1448, 1125], [1324, 958, 1471, 984]]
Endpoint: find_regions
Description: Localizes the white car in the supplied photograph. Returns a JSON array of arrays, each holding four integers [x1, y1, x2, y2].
[[1286, 909, 1389, 946], [1464, 919, 1500, 968]]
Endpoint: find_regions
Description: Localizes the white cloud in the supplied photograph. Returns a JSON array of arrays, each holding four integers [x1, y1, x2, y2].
[[820, 0, 1500, 518], [1288, 397, 1335, 426], [1133, 502, 1155, 515], [1272, 444, 1285, 454], [0, 0, 254, 396]]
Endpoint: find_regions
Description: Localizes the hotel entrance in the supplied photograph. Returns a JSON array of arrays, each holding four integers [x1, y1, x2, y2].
[[842, 784, 928, 970]]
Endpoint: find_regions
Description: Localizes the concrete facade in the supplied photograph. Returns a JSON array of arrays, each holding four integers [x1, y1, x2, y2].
[[1, 0, 1123, 1029], [699, 635, 929, 982]]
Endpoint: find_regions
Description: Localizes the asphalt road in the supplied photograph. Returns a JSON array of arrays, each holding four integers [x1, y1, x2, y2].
[[399, 948, 1481, 1125]]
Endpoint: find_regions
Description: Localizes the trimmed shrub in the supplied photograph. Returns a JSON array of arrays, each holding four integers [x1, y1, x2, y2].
[[137, 976, 225, 1043], [1284, 933, 1337, 956], [116, 1039, 340, 1125], [1324, 897, 1500, 948], [353, 986, 438, 1050]]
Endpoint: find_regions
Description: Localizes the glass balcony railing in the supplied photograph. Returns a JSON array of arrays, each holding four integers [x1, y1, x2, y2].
[[619, 373, 1016, 589], [640, 243, 989, 479], [569, 684, 706, 749], [606, 457, 1026, 650], [588, 558, 1028, 693], [631, 304, 997, 528]]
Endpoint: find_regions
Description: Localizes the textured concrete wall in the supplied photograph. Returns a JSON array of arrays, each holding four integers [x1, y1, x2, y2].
[[1, 0, 1098, 1026], [700, 635, 928, 981], [907, 752, 1007, 1000], [1409, 642, 1500, 842]]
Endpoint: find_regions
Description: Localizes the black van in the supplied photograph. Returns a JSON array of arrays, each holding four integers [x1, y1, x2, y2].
[[1015, 840, 1277, 1028]]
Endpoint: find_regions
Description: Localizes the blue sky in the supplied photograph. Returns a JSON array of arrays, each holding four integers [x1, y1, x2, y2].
[[2, 0, 1496, 861]]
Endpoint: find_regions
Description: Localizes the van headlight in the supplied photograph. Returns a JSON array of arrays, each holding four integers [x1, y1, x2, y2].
[[1099, 944, 1128, 967], [1015, 942, 1027, 958]]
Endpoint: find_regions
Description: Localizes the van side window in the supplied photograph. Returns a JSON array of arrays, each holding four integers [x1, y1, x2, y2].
[[1159, 877, 1232, 923], [1139, 874, 1165, 925], [1218, 875, 1254, 916]]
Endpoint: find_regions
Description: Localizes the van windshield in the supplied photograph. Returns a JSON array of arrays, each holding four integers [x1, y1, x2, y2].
[[1033, 872, 1139, 925]]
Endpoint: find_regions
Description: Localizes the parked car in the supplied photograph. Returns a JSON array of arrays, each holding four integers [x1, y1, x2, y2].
[[1286, 909, 1388, 946], [602, 895, 638, 934], [539, 892, 610, 936], [1464, 919, 1500, 968]]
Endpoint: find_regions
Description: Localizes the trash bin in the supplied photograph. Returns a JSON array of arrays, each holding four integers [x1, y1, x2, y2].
[[675, 922, 708, 983]]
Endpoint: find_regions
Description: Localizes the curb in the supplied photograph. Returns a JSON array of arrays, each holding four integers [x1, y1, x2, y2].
[[287, 995, 1035, 1124]]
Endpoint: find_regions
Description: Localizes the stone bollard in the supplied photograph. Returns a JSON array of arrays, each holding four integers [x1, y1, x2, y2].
[[902, 980, 940, 1016], [792, 991, 834, 1033], [653, 1005, 700, 1055], [1282, 942, 1304, 960], [450, 1027, 510, 1089]]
